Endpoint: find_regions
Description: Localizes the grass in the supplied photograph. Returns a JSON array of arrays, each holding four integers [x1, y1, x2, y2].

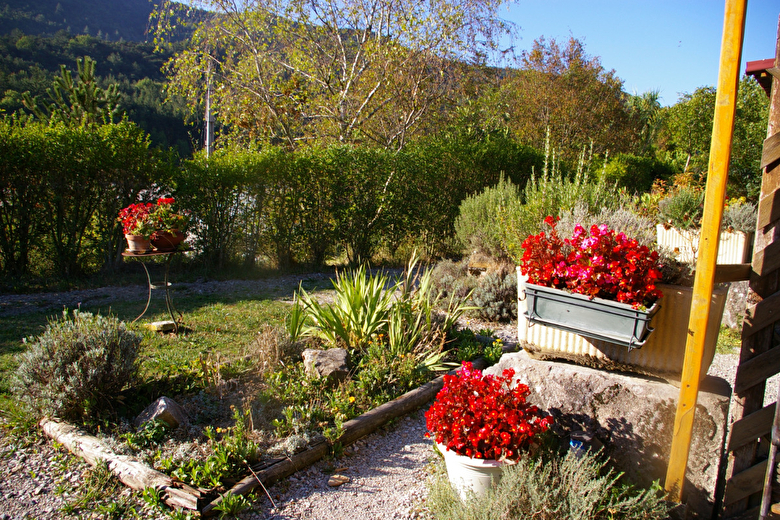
[[0, 283, 293, 412], [716, 325, 742, 355]]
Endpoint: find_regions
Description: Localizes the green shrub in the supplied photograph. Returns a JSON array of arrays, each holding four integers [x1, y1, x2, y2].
[[723, 200, 757, 234], [601, 153, 674, 194], [658, 187, 704, 230], [454, 175, 520, 259], [469, 266, 517, 323], [430, 259, 477, 302], [12, 309, 141, 421], [425, 449, 671, 520], [501, 143, 628, 263]]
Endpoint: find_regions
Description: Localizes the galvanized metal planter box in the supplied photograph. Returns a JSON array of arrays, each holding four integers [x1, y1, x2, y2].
[[523, 282, 659, 349], [517, 268, 728, 380]]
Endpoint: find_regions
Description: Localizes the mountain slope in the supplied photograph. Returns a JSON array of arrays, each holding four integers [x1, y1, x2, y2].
[[0, 0, 153, 41]]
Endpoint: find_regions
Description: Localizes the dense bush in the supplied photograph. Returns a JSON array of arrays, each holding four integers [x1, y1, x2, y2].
[[0, 119, 169, 278], [601, 153, 674, 194], [426, 449, 671, 519], [658, 186, 704, 230], [455, 175, 519, 259], [501, 148, 629, 263], [469, 266, 517, 323], [12, 309, 141, 421]]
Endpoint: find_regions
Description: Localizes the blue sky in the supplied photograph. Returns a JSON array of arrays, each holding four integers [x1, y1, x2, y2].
[[503, 0, 778, 106]]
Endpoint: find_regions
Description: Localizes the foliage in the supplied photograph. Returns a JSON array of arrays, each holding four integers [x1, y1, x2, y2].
[[425, 449, 671, 519], [557, 203, 657, 249], [22, 56, 121, 126], [12, 309, 140, 422], [0, 117, 170, 278], [723, 198, 757, 234], [658, 186, 704, 230], [121, 419, 169, 451], [298, 264, 397, 353], [455, 175, 520, 259], [469, 266, 517, 323], [212, 492, 251, 518], [426, 361, 552, 460], [498, 37, 640, 160], [170, 407, 260, 488], [297, 254, 469, 364], [429, 259, 477, 303], [600, 153, 674, 194], [657, 77, 768, 201], [501, 137, 629, 263], [520, 217, 663, 309], [155, 0, 515, 150]]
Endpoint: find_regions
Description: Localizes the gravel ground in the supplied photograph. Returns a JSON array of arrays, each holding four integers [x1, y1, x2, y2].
[[0, 278, 769, 520]]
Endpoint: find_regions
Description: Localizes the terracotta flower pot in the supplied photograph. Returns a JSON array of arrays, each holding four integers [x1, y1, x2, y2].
[[151, 230, 185, 252], [125, 234, 153, 254]]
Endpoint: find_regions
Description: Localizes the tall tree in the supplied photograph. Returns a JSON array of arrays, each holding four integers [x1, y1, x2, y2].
[[154, 0, 515, 150], [498, 37, 637, 160], [657, 77, 769, 199], [21, 56, 121, 125]]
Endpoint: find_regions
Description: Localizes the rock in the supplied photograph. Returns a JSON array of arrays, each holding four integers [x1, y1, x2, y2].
[[133, 396, 189, 429], [302, 348, 349, 385], [485, 351, 731, 520], [327, 474, 350, 487], [722, 281, 748, 329]]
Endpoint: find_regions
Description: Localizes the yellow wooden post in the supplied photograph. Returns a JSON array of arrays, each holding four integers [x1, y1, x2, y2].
[[664, 0, 747, 502]]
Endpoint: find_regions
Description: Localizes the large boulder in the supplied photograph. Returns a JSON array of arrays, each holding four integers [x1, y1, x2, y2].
[[134, 396, 189, 429], [302, 348, 349, 385], [486, 351, 731, 519]]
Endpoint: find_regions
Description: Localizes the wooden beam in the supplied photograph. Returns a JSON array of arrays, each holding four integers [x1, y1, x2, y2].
[[762, 132, 780, 170], [665, 0, 748, 502], [728, 403, 775, 451], [757, 187, 780, 230], [742, 291, 780, 339], [753, 239, 780, 277], [724, 459, 769, 506], [40, 419, 207, 511], [715, 263, 752, 283], [734, 347, 780, 394]]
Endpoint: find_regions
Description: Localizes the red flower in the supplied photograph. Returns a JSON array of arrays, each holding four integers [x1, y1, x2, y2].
[[520, 217, 663, 309], [425, 362, 552, 461]]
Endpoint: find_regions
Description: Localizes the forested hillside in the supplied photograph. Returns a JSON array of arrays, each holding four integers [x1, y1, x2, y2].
[[0, 0, 152, 41], [0, 0, 197, 154]]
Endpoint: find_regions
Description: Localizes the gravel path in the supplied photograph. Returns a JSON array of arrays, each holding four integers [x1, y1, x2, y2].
[[0, 277, 764, 519]]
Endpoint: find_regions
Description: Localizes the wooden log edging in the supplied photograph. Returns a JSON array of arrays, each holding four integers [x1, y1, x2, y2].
[[201, 359, 488, 517], [40, 358, 488, 517], [40, 418, 209, 511]]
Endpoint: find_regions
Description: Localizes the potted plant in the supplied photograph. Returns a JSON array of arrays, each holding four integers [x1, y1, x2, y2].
[[118, 202, 156, 253], [425, 361, 552, 499], [517, 216, 728, 379], [148, 197, 188, 251], [118, 197, 188, 253]]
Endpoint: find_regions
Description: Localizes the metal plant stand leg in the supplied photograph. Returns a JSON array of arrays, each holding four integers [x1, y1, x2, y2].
[[123, 251, 185, 333], [132, 261, 154, 325], [161, 253, 182, 333]]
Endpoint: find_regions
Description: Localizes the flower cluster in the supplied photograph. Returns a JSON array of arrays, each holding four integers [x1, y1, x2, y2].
[[425, 362, 552, 461], [118, 197, 188, 239], [520, 216, 663, 309]]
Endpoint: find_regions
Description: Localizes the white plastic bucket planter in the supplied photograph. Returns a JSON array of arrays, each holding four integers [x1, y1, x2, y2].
[[437, 443, 513, 500]]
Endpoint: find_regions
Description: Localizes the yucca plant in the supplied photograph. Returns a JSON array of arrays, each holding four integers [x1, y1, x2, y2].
[[297, 264, 396, 352]]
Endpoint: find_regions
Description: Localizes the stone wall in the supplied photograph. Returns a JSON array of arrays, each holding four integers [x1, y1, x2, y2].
[[485, 352, 732, 519]]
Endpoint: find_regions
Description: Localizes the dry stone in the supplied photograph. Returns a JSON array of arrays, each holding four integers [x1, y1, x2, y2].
[[302, 348, 349, 385], [134, 396, 189, 429], [486, 351, 731, 519]]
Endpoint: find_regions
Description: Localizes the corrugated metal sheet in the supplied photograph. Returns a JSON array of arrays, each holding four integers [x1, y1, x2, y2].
[[517, 269, 727, 379], [656, 224, 752, 264]]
